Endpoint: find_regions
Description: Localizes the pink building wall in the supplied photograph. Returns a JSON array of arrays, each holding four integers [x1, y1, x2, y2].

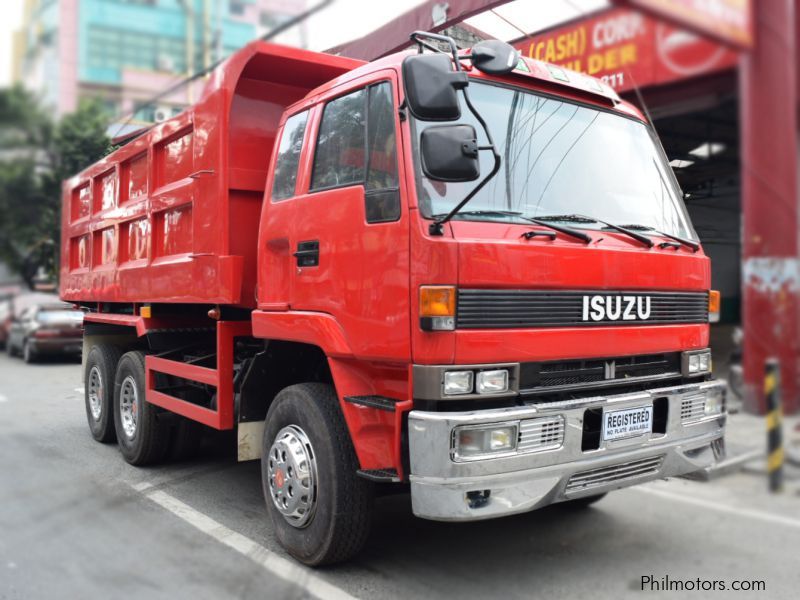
[[58, 0, 79, 115]]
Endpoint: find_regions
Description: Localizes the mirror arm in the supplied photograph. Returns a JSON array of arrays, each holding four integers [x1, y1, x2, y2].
[[410, 31, 462, 70], [429, 88, 502, 236]]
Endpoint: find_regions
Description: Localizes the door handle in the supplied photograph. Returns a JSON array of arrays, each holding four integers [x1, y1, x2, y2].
[[293, 241, 319, 267]]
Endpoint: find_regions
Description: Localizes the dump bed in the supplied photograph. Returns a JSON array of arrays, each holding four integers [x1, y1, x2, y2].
[[60, 42, 362, 308]]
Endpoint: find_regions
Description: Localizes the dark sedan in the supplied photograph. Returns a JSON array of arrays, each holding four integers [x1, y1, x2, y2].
[[6, 303, 84, 363]]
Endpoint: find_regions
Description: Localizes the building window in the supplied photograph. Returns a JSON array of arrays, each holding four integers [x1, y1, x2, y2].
[[260, 11, 290, 29]]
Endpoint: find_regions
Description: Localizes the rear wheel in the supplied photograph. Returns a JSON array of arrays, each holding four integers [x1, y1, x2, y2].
[[169, 417, 205, 461], [261, 383, 373, 566], [84, 344, 122, 443], [113, 351, 171, 465]]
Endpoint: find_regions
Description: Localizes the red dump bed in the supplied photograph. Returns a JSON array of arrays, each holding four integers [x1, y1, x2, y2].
[[60, 42, 362, 308]]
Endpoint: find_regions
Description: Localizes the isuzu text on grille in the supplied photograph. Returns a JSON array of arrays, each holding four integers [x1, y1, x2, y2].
[[582, 295, 652, 321]]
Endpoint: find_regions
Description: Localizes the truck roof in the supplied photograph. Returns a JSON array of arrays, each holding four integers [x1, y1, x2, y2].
[[282, 46, 644, 123]]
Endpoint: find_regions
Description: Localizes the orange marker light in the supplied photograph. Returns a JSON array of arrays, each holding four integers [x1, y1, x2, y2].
[[420, 286, 456, 317], [708, 290, 721, 323], [140, 306, 152, 318]]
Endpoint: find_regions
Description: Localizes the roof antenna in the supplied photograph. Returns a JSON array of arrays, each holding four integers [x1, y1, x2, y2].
[[625, 67, 656, 129]]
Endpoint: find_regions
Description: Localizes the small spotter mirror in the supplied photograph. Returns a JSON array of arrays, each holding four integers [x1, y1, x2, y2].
[[470, 40, 520, 75]]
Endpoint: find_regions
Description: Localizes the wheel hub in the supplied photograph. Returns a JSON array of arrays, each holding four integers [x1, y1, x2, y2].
[[267, 425, 318, 528], [119, 375, 138, 439], [88, 366, 103, 421]]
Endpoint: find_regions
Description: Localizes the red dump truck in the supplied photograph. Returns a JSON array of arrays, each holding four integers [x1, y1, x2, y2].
[[61, 32, 726, 565]]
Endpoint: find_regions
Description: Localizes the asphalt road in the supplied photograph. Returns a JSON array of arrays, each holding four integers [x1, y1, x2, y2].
[[1, 352, 799, 599]]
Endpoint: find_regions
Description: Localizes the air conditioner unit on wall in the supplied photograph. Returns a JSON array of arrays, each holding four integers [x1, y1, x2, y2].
[[154, 105, 171, 123], [156, 54, 175, 72]]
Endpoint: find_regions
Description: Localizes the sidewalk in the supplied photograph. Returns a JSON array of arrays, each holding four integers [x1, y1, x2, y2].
[[725, 410, 800, 479]]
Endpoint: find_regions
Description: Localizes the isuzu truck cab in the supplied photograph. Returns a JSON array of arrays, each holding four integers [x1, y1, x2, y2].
[[60, 32, 725, 565]]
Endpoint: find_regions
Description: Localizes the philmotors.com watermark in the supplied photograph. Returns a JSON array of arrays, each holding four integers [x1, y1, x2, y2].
[[641, 575, 766, 592]]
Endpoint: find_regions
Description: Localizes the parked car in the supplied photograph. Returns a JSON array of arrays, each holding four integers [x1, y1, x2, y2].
[[0, 300, 11, 350], [6, 302, 84, 363]]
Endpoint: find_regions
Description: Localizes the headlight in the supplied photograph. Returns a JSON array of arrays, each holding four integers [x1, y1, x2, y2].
[[453, 423, 518, 461], [682, 349, 712, 376], [443, 370, 473, 395], [476, 369, 509, 394]]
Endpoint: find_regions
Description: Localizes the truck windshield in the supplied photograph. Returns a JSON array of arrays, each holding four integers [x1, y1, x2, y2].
[[412, 81, 696, 240]]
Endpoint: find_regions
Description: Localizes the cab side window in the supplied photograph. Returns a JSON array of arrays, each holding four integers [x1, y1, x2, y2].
[[271, 111, 309, 201], [311, 82, 400, 223], [311, 89, 367, 190]]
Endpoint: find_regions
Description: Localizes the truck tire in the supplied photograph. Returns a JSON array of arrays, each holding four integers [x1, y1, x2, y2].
[[113, 351, 171, 466], [170, 417, 204, 461], [84, 344, 122, 443], [261, 383, 373, 566]]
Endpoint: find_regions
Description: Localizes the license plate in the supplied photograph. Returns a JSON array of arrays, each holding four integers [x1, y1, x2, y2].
[[602, 405, 653, 441]]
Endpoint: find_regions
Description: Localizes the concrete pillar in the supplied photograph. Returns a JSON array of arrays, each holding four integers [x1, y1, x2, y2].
[[739, 0, 799, 413]]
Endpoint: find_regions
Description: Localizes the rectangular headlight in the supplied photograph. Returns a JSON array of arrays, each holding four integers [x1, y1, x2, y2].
[[682, 349, 712, 376], [443, 370, 473, 395], [476, 369, 509, 394], [453, 423, 518, 461]]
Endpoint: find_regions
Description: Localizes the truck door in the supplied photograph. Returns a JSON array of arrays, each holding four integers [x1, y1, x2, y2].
[[290, 76, 411, 361], [259, 110, 310, 309]]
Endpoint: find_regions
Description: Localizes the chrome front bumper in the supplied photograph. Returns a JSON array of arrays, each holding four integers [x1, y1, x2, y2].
[[408, 380, 726, 521]]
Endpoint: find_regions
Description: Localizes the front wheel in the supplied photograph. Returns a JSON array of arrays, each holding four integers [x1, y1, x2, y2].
[[261, 383, 373, 566]]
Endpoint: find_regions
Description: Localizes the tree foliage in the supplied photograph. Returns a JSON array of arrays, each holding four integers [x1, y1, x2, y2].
[[0, 86, 111, 288]]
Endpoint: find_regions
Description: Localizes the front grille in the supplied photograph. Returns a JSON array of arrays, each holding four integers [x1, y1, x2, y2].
[[518, 416, 565, 453], [681, 394, 707, 423], [457, 289, 708, 329], [519, 353, 681, 395], [565, 455, 664, 494]]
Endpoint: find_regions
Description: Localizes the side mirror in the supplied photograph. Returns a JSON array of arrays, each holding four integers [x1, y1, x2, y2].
[[402, 53, 468, 121], [420, 124, 480, 182], [470, 40, 520, 75]]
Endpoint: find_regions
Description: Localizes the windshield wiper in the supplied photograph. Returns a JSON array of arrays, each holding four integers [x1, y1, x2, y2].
[[435, 210, 592, 243], [615, 224, 700, 252], [536, 213, 654, 248]]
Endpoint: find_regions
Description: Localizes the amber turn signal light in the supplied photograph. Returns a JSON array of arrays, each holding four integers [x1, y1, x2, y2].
[[420, 286, 456, 331], [708, 290, 720, 323]]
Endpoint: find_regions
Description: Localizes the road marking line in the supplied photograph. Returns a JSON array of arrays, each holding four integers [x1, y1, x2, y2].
[[634, 486, 800, 530], [0, 394, 7, 403], [140, 488, 358, 600], [74, 387, 85, 394]]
